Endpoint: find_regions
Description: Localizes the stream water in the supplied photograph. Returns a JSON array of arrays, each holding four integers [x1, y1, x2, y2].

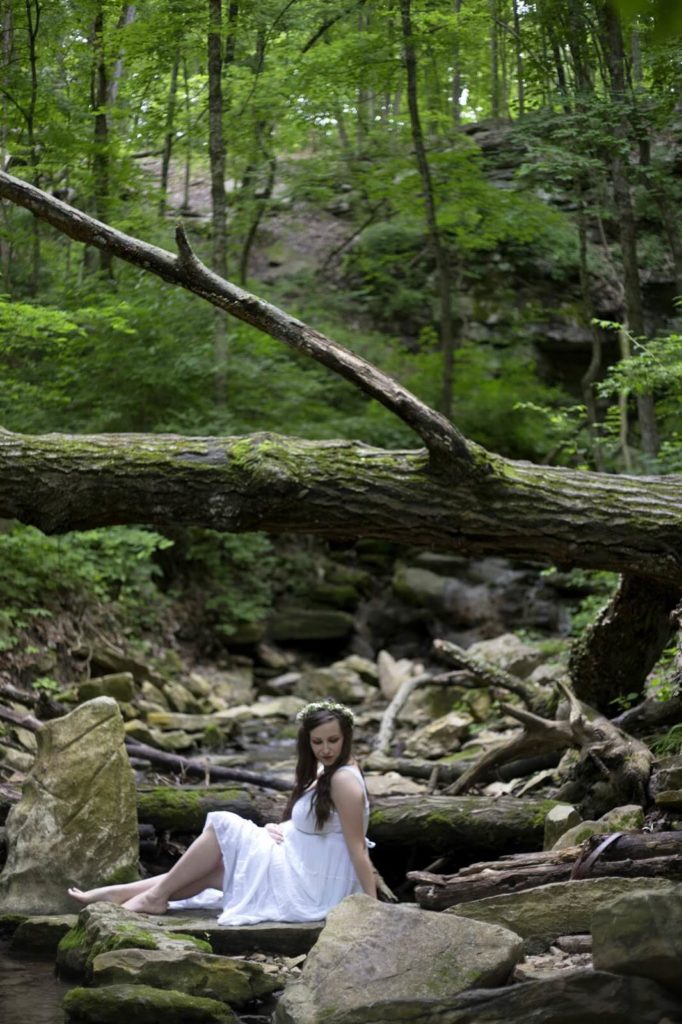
[[0, 942, 71, 1024]]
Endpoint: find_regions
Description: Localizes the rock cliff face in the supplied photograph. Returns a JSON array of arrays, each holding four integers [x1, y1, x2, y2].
[[0, 697, 138, 914]]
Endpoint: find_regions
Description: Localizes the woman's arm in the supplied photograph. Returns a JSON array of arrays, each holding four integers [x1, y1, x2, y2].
[[331, 772, 377, 898]]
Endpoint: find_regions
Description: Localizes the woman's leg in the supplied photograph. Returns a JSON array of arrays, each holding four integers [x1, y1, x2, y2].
[[122, 825, 223, 915], [68, 875, 164, 907]]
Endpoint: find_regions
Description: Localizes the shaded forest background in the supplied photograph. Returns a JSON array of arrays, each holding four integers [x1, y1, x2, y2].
[[1, 0, 682, 704]]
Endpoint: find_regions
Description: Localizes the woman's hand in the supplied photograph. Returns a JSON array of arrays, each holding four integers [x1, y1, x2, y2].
[[265, 823, 284, 844]]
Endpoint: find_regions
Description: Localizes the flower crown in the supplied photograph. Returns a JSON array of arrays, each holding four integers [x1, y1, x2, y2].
[[295, 699, 355, 725]]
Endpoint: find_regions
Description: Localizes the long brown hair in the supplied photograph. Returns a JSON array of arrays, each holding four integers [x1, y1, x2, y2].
[[282, 708, 354, 830]]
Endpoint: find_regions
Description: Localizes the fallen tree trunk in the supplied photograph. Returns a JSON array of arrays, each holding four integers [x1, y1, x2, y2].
[[409, 831, 682, 909], [367, 794, 558, 854], [136, 784, 286, 832]]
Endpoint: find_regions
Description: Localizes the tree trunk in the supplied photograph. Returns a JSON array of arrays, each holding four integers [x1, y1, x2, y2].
[[25, 0, 41, 295], [136, 784, 286, 831], [600, 0, 658, 456], [511, 0, 524, 116], [4, 168, 682, 594], [208, 0, 228, 404], [569, 573, 679, 713], [159, 53, 180, 217], [400, 0, 456, 419], [489, 0, 500, 119], [107, 3, 136, 106], [90, 3, 113, 277], [451, 0, 463, 126]]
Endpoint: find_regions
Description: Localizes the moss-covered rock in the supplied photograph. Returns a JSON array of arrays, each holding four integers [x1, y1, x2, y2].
[[552, 804, 644, 850], [77, 673, 135, 703], [446, 877, 679, 953], [92, 947, 283, 1005], [63, 983, 237, 1023], [56, 903, 211, 981], [269, 608, 354, 642], [0, 698, 138, 914]]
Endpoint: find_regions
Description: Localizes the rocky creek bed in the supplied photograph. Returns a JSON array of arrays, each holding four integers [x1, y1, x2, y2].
[[3, 560, 682, 1022]]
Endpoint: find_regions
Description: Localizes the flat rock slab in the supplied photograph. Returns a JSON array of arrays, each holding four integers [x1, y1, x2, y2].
[[446, 877, 679, 952], [9, 914, 77, 956], [56, 903, 211, 980], [160, 910, 323, 956], [276, 894, 523, 1024], [63, 983, 237, 1023], [92, 946, 283, 1006], [420, 970, 682, 1024]]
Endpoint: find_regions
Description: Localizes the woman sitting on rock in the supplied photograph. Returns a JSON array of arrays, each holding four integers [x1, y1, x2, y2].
[[68, 699, 377, 924]]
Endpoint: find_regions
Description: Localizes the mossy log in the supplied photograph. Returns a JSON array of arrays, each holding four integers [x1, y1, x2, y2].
[[409, 831, 682, 909], [368, 795, 558, 856], [136, 786, 286, 833]]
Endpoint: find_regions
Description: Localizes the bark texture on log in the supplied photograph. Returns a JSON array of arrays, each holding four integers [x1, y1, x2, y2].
[[2, 429, 682, 587], [569, 573, 680, 712], [409, 831, 682, 909], [1, 171, 682, 587], [368, 794, 558, 854], [136, 784, 286, 832]]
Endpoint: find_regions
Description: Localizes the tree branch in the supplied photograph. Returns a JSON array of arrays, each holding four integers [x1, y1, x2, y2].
[[0, 170, 471, 469]]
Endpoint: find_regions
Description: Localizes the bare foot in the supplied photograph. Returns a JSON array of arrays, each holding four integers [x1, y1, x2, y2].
[[67, 885, 129, 907], [122, 890, 168, 915]]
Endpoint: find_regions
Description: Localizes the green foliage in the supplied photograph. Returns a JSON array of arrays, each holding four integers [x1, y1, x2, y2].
[[0, 524, 173, 650], [179, 530, 276, 637], [650, 723, 682, 757]]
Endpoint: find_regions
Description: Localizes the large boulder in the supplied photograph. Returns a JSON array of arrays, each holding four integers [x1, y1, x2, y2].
[[466, 634, 545, 679], [446, 878, 679, 953], [275, 894, 523, 1024], [0, 698, 138, 914], [592, 885, 682, 995]]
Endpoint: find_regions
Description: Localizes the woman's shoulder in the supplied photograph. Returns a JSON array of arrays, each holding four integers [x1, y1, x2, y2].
[[331, 763, 366, 796]]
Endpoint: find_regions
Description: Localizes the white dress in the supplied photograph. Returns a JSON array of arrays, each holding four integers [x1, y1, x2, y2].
[[169, 764, 372, 926]]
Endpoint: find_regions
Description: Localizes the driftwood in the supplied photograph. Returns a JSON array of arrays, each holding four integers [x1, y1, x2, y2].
[[409, 831, 682, 909], [433, 639, 545, 711], [0, 702, 42, 733], [443, 679, 653, 817], [125, 740, 293, 792], [364, 750, 562, 785], [612, 689, 682, 734], [373, 669, 463, 755]]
